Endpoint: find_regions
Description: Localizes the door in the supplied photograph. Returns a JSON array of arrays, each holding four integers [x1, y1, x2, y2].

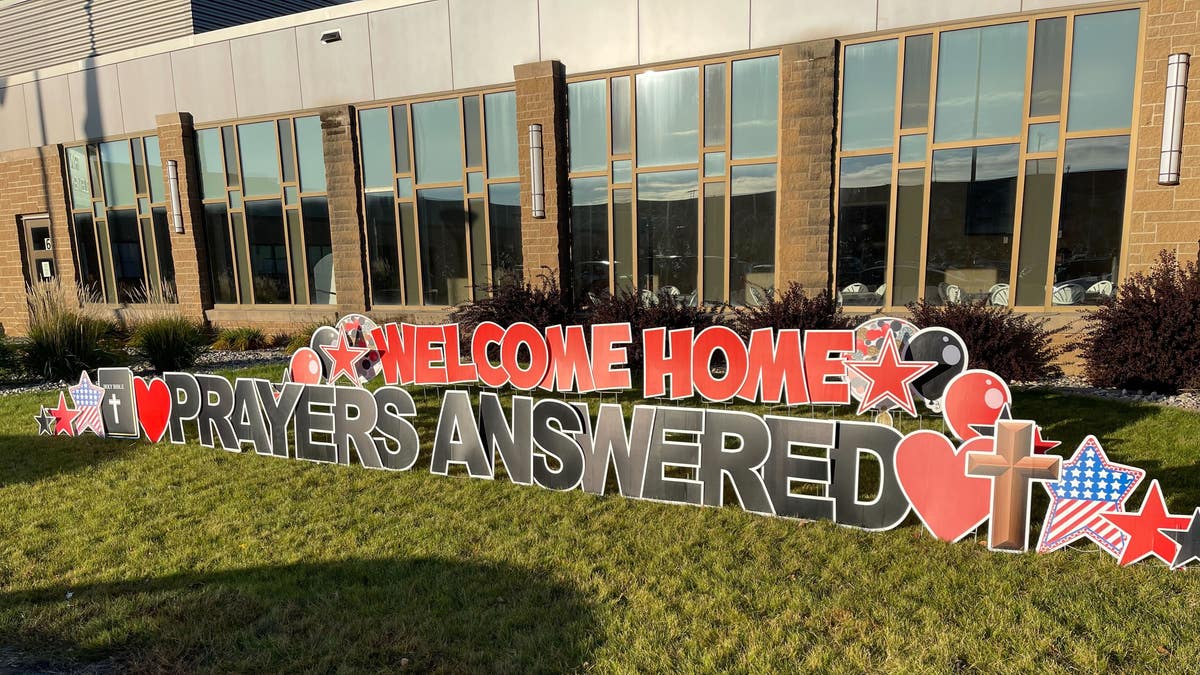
[[20, 215, 55, 284]]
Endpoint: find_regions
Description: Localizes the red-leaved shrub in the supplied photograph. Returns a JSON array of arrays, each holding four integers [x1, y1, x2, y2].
[[731, 284, 854, 339], [907, 299, 1065, 382], [584, 289, 722, 371]]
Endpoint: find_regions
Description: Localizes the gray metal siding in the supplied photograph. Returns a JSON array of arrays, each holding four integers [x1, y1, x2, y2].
[[0, 0, 193, 79], [191, 0, 349, 33]]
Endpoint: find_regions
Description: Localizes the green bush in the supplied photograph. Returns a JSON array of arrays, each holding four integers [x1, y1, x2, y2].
[[130, 315, 209, 372], [284, 324, 325, 354], [22, 281, 121, 381], [212, 326, 269, 351]]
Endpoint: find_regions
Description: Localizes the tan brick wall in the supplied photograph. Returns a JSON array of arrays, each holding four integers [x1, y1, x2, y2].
[[1129, 0, 1200, 272], [319, 105, 369, 314], [155, 112, 211, 322], [0, 145, 75, 336], [514, 60, 570, 290], [776, 39, 838, 293]]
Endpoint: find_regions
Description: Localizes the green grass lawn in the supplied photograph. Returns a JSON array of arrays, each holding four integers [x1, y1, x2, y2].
[[2, 364, 1200, 672]]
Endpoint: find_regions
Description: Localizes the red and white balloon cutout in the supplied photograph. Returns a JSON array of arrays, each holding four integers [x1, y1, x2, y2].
[[941, 369, 1012, 441], [289, 347, 324, 385]]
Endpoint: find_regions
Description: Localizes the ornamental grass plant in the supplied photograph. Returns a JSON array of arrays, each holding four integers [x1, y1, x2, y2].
[[22, 280, 121, 381]]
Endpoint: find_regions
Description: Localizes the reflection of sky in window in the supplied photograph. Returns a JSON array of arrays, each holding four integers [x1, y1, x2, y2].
[[571, 176, 608, 207], [99, 140, 134, 206], [636, 68, 699, 167], [935, 23, 1026, 142], [1063, 136, 1130, 173], [841, 40, 897, 151], [1068, 10, 1139, 131], [636, 169, 698, 201], [932, 144, 1018, 182], [839, 154, 892, 189], [488, 181, 521, 207], [731, 163, 776, 196]]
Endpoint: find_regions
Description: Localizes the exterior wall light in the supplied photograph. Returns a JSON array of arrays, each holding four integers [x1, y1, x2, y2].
[[167, 160, 184, 234], [1160, 53, 1190, 186], [320, 29, 342, 44], [529, 123, 545, 218]]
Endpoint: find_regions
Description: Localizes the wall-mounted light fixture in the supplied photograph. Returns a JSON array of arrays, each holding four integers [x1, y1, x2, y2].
[[529, 123, 545, 218], [167, 160, 184, 234], [1160, 53, 1190, 186], [319, 29, 342, 44]]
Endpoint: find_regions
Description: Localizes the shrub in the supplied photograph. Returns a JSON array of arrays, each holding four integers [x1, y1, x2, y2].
[[284, 324, 325, 354], [906, 299, 1064, 382], [585, 288, 722, 372], [212, 326, 269, 351], [22, 280, 121, 381], [731, 284, 854, 339], [449, 273, 574, 337], [129, 315, 209, 372], [1082, 248, 1200, 394]]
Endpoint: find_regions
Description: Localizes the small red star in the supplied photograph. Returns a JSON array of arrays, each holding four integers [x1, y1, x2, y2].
[[49, 392, 79, 436], [1033, 426, 1061, 454], [843, 334, 936, 417], [1102, 480, 1192, 566], [320, 333, 369, 385]]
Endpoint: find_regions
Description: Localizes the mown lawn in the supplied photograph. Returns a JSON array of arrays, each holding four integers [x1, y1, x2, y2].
[[2, 363, 1200, 672]]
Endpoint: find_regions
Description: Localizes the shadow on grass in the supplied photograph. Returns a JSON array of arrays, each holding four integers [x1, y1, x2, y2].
[[0, 557, 599, 672], [0, 434, 133, 490]]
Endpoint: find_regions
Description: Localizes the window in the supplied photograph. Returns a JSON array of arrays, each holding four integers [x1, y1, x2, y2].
[[835, 7, 1140, 309], [65, 135, 176, 303], [196, 115, 334, 305], [567, 53, 780, 306], [358, 89, 521, 306]]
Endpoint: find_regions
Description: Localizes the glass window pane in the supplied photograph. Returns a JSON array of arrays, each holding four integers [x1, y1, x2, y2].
[[95, 214, 116, 301], [568, 80, 608, 172], [704, 63, 725, 147], [935, 23, 1028, 143], [636, 68, 699, 168], [1015, 158, 1056, 306], [87, 146, 103, 201], [139, 216, 159, 295], [637, 169, 698, 296], [703, 182, 725, 303], [413, 100, 464, 185], [144, 136, 165, 204], [703, 151, 725, 177], [244, 199, 289, 303], [222, 126, 240, 187], [1027, 122, 1060, 153], [231, 211, 251, 303], [295, 116, 326, 193], [732, 56, 778, 159], [1056, 136, 1129, 305], [138, 197, 150, 215], [612, 159, 632, 184], [899, 134, 926, 163], [286, 209, 308, 304], [283, 186, 297, 205], [837, 154, 891, 305], [278, 120, 296, 183], [66, 146, 91, 208], [841, 40, 898, 151], [360, 107, 394, 190], [399, 202, 420, 304], [151, 206, 175, 295], [464, 96, 483, 169], [1068, 10, 1140, 132], [302, 197, 335, 304], [196, 129, 226, 201], [571, 176, 609, 301], [230, 189, 244, 209], [613, 188, 634, 293], [469, 197, 488, 296], [611, 76, 632, 155], [926, 144, 1019, 304], [365, 191, 402, 305], [203, 203, 237, 303], [416, 186, 469, 305], [393, 105, 411, 173], [72, 213, 103, 298], [484, 92, 518, 178], [238, 122, 282, 197], [891, 168, 925, 306], [106, 209, 143, 302], [99, 140, 135, 207], [730, 164, 776, 307], [131, 138, 147, 195], [901, 34, 932, 129], [1030, 17, 1066, 117], [488, 182, 522, 281], [467, 171, 484, 194], [396, 177, 414, 199]]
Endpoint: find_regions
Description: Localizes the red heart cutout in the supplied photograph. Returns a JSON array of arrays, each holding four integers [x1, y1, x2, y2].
[[133, 376, 172, 443], [895, 431, 992, 542]]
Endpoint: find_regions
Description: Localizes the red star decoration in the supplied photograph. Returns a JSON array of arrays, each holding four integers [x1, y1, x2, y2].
[[1033, 426, 1061, 454], [843, 333, 936, 417], [1101, 479, 1191, 566], [49, 392, 79, 436], [320, 332, 369, 385]]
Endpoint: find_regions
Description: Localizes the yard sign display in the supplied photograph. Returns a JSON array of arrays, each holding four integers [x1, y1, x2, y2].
[[34, 315, 1200, 567]]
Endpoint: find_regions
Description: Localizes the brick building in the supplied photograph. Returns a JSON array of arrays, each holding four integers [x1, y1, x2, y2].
[[0, 0, 1193, 337]]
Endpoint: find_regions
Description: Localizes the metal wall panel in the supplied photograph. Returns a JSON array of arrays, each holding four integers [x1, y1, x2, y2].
[[192, 0, 347, 33], [67, 63, 126, 141], [449, 0, 540, 89], [638, 0, 751, 65], [0, 85, 31, 152], [296, 14, 374, 108], [229, 28, 304, 117], [878, 0, 1022, 31], [369, 1, 454, 100], [539, 0, 638, 75], [171, 42, 238, 124], [118, 54, 178, 133], [22, 75, 75, 146], [751, 0, 878, 48]]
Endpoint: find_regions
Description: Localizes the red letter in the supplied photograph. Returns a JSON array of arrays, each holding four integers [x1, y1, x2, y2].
[[643, 327, 694, 399], [370, 323, 414, 386], [502, 322, 550, 390], [691, 326, 747, 402], [540, 325, 596, 393], [413, 325, 448, 385], [472, 322, 508, 388], [738, 328, 809, 405], [442, 324, 478, 384], [804, 329, 853, 405], [591, 322, 632, 391]]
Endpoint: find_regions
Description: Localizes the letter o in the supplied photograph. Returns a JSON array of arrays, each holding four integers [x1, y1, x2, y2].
[[692, 326, 748, 402], [501, 322, 550, 390]]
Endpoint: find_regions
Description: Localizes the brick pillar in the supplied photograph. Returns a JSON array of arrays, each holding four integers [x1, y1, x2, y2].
[[155, 112, 210, 322], [1127, 1, 1200, 274], [0, 145, 75, 335], [776, 39, 838, 292], [319, 105, 368, 314], [514, 60, 570, 291]]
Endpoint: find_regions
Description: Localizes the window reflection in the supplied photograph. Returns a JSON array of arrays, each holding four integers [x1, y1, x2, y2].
[[301, 198, 334, 304], [416, 187, 470, 306], [837, 155, 891, 305], [488, 182, 523, 280], [1015, 159, 1056, 306], [842, 40, 897, 151], [891, 168, 925, 306], [413, 100, 464, 184], [365, 192, 401, 304], [637, 170, 698, 298], [569, 80, 608, 172], [360, 108, 393, 189], [73, 213, 102, 297], [99, 141, 134, 207], [485, 92, 519, 178], [1056, 136, 1129, 305], [729, 164, 776, 306], [636, 68, 699, 167], [571, 177, 609, 302], [244, 200, 289, 303], [204, 203, 236, 303], [1030, 18, 1066, 117], [935, 23, 1027, 142], [1068, 10, 1140, 132], [237, 122, 282, 197], [731, 56, 778, 159]]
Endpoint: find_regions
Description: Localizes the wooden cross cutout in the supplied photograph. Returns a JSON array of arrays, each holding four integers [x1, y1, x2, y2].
[[966, 420, 1061, 552]]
